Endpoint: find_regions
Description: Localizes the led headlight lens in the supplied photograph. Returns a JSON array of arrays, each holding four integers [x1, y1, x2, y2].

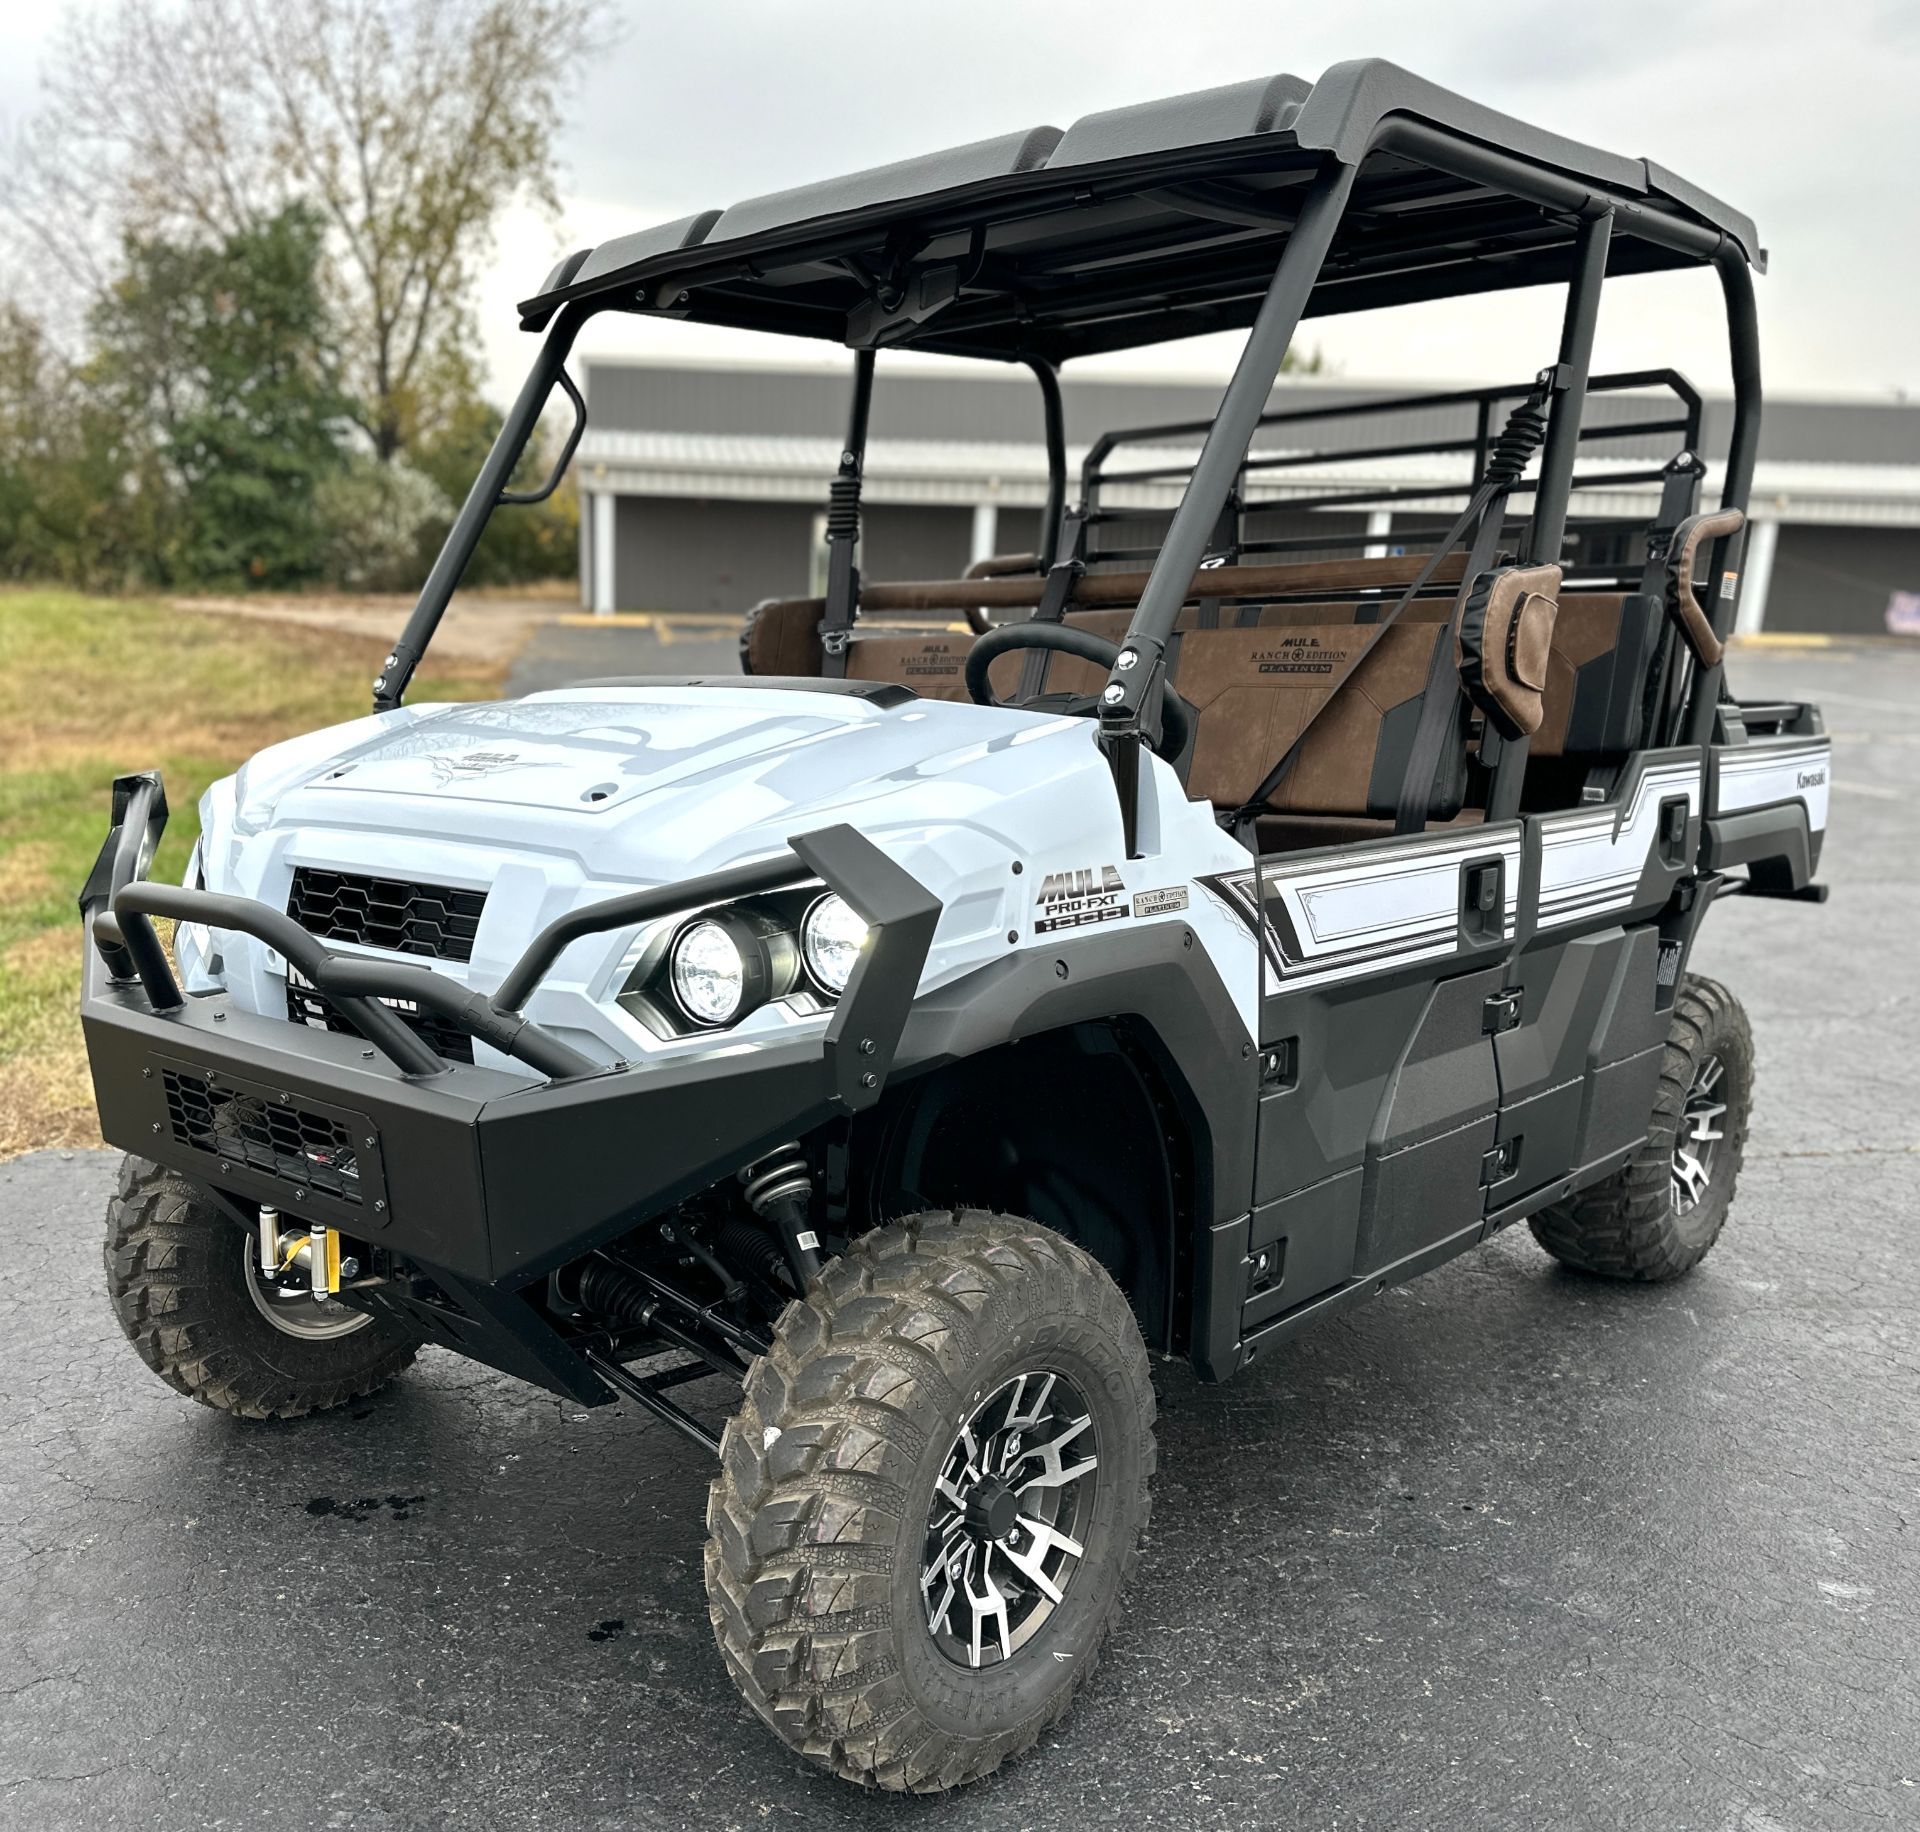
[[801, 893, 869, 995], [669, 918, 749, 1026]]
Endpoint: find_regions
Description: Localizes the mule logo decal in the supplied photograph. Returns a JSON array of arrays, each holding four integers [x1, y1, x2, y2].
[[1255, 634, 1343, 675], [426, 749, 529, 786], [1035, 863, 1126, 934]]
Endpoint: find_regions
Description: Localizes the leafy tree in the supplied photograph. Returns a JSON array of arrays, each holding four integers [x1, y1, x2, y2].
[[88, 206, 349, 585], [313, 455, 454, 591], [0, 303, 165, 589], [10, 0, 603, 463]]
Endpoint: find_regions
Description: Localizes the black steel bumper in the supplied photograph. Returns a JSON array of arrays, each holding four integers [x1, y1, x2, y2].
[[80, 773, 941, 1297]]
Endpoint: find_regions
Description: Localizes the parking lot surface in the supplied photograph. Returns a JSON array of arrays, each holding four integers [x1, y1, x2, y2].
[[2, 643, 1914, 1831]]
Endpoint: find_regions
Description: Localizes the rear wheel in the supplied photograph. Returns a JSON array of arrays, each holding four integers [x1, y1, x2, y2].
[[704, 1209, 1154, 1792], [105, 1156, 418, 1419], [1530, 974, 1753, 1281]]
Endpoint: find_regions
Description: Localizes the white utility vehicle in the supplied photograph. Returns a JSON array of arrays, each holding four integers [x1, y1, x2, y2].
[[82, 62, 1829, 1792]]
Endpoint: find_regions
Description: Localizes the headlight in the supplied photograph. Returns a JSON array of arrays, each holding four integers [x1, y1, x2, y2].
[[670, 918, 749, 1026], [664, 907, 800, 1028], [801, 893, 869, 995]]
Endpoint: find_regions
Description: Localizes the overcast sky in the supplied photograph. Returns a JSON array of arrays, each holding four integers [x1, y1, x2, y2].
[[4, 1, 1917, 410]]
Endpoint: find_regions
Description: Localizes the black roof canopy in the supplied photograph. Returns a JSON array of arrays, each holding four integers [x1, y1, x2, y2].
[[520, 59, 1761, 364]]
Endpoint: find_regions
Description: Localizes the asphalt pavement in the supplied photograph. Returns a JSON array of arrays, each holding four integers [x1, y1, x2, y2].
[[2, 642, 1915, 1831]]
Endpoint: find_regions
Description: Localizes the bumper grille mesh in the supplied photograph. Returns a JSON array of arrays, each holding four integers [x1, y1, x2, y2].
[[162, 1068, 363, 1205], [285, 975, 475, 1065], [287, 867, 486, 962]]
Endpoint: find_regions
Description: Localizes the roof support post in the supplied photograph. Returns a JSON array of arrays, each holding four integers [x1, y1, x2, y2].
[[1025, 356, 1068, 570], [376, 302, 591, 712], [1486, 204, 1614, 823], [820, 348, 876, 678], [1685, 250, 1764, 743], [1098, 155, 1358, 849], [1525, 207, 1612, 567]]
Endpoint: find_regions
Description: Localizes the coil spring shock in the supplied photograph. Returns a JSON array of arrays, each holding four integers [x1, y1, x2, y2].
[[740, 1144, 824, 1286], [825, 472, 862, 543], [1486, 392, 1551, 490]]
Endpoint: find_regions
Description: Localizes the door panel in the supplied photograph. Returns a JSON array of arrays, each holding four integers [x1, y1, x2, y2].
[[1216, 820, 1521, 1313], [1488, 930, 1627, 1208], [1243, 1168, 1362, 1333], [1352, 964, 1504, 1274]]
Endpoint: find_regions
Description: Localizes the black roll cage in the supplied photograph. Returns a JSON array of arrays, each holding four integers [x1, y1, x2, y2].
[[374, 117, 1761, 833]]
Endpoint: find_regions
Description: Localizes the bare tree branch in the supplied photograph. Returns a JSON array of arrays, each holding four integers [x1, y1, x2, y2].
[[1, 0, 604, 455]]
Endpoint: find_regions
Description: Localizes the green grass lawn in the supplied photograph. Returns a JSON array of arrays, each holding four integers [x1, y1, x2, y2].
[[0, 589, 500, 1155]]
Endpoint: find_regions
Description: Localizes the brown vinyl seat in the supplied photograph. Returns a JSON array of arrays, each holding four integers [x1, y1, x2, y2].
[[1529, 592, 1656, 759], [738, 559, 1649, 843]]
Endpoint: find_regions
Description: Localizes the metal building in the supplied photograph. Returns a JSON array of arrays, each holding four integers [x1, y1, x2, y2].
[[576, 359, 1920, 636]]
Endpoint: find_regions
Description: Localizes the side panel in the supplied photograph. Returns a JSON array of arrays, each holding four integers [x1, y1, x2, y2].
[[1488, 931, 1627, 1207], [1706, 731, 1831, 890], [1532, 748, 1702, 937], [1352, 965, 1504, 1273], [1225, 821, 1522, 1332]]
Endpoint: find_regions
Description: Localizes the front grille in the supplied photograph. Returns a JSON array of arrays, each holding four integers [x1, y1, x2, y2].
[[162, 1067, 363, 1205], [287, 867, 486, 962], [286, 972, 475, 1065]]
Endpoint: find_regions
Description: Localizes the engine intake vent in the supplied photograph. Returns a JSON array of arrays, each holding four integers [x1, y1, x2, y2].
[[287, 867, 486, 963], [163, 1067, 364, 1207]]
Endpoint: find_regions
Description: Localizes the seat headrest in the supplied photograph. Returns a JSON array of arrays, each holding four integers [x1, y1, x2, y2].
[[1456, 563, 1562, 741]]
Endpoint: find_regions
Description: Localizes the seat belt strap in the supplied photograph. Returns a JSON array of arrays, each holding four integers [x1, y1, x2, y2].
[[1390, 501, 1513, 834], [1228, 484, 1498, 826]]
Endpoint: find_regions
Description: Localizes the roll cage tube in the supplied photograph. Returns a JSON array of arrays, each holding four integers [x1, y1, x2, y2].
[[1093, 135, 1761, 850], [1094, 156, 1358, 851], [375, 301, 597, 713], [1026, 355, 1068, 571]]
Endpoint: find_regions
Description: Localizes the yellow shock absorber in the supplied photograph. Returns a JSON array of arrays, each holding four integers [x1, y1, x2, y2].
[[308, 1225, 342, 1299]]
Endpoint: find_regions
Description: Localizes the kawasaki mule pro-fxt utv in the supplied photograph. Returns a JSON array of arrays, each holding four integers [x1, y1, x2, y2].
[[81, 62, 1829, 1792]]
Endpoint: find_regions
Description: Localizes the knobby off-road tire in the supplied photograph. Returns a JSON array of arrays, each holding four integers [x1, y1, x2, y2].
[[1530, 974, 1753, 1281], [105, 1156, 418, 1419], [704, 1209, 1155, 1792]]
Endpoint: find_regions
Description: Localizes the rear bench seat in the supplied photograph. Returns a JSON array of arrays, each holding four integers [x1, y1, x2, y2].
[[741, 561, 1655, 844]]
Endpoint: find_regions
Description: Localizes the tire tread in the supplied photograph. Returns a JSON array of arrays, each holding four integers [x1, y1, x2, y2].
[[703, 1207, 1154, 1792], [1530, 974, 1752, 1282], [104, 1156, 417, 1419]]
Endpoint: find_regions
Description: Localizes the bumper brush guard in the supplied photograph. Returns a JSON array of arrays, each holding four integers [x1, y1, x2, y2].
[[78, 771, 942, 1407]]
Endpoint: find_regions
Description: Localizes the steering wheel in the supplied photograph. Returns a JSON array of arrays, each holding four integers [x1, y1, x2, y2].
[[963, 622, 1192, 760]]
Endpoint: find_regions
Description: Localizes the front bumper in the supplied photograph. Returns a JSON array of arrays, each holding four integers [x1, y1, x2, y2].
[[81, 773, 941, 1295]]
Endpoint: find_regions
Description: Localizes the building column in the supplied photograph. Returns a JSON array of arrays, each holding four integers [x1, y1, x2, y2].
[[1363, 507, 1393, 559], [577, 488, 594, 609], [592, 490, 617, 616], [1733, 512, 1779, 637], [970, 499, 1000, 567]]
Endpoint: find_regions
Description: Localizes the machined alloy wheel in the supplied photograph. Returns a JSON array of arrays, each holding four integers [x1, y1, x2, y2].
[[1670, 1053, 1727, 1215], [240, 1234, 374, 1342], [1530, 973, 1753, 1282], [706, 1209, 1155, 1792], [106, 1156, 417, 1419], [922, 1370, 1100, 1669]]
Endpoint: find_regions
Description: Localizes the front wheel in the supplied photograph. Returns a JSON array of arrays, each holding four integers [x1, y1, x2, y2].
[[704, 1209, 1155, 1792], [1530, 973, 1754, 1281], [105, 1156, 419, 1419]]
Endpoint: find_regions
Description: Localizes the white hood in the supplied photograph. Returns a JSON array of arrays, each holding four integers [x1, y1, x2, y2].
[[230, 684, 1104, 872], [190, 682, 1256, 1069]]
